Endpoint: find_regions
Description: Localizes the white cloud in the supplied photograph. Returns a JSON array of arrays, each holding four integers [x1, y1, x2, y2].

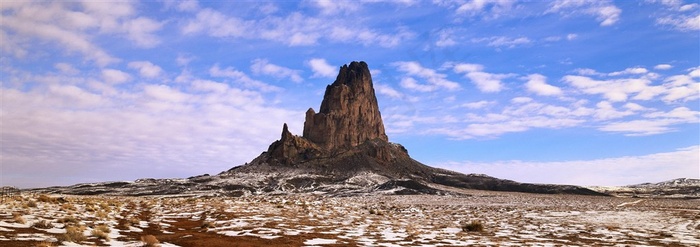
[[0, 1, 164, 66], [101, 69, 131, 84], [375, 83, 404, 99], [594, 101, 633, 120], [451, 63, 510, 93], [400, 77, 435, 92], [128, 61, 163, 78], [209, 64, 281, 92], [435, 28, 457, 47], [563, 75, 653, 102], [1, 69, 298, 188], [656, 14, 700, 31], [307, 58, 337, 78], [548, 0, 621, 26], [461, 100, 494, 109], [182, 8, 413, 47], [251, 59, 303, 83], [600, 107, 700, 135], [393, 61, 461, 91], [524, 74, 562, 96], [436, 146, 699, 186], [471, 36, 531, 48], [654, 64, 673, 70], [608, 67, 648, 76], [566, 33, 578, 40], [440, 0, 516, 19], [54, 63, 79, 75], [311, 0, 360, 15]]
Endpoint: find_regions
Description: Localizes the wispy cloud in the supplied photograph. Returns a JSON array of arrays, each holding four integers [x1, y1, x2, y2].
[[435, 146, 699, 186], [307, 58, 337, 78], [250, 59, 303, 83], [548, 0, 621, 26], [393, 61, 461, 92]]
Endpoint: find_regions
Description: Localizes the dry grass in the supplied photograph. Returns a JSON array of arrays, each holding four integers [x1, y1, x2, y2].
[[25, 200, 37, 208], [59, 225, 87, 243], [141, 234, 160, 247], [37, 194, 58, 203], [12, 212, 25, 224], [91, 228, 110, 241], [57, 215, 79, 225], [32, 219, 53, 229], [61, 203, 76, 211]]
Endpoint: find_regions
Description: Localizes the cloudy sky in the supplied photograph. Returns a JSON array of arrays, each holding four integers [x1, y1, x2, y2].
[[1, 0, 698, 188]]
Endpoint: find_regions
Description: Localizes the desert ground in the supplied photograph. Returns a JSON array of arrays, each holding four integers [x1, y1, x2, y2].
[[1, 190, 698, 247]]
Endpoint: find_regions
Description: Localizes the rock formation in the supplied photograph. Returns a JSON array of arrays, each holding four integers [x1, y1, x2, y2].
[[29, 61, 607, 197], [303, 61, 388, 152]]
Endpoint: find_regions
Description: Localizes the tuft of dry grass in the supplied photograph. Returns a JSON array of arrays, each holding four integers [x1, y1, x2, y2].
[[57, 215, 79, 225], [37, 194, 58, 203], [61, 203, 76, 211], [12, 212, 26, 224], [33, 220, 53, 229], [141, 235, 160, 247], [59, 225, 87, 243], [462, 220, 484, 232], [25, 200, 38, 208], [35, 241, 57, 247], [91, 228, 110, 241]]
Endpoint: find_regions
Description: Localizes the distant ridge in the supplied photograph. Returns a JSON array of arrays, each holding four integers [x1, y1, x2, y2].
[[29, 61, 605, 197], [587, 178, 700, 198]]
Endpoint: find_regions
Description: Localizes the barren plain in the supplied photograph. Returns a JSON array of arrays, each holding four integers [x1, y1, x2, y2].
[[1, 190, 698, 247]]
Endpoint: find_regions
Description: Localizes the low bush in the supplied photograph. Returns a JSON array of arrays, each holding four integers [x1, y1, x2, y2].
[[141, 235, 160, 247], [33, 220, 53, 229], [462, 220, 484, 232], [12, 213, 25, 224], [60, 226, 87, 243]]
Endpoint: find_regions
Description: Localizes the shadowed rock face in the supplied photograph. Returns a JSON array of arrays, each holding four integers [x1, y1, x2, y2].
[[303, 61, 388, 152]]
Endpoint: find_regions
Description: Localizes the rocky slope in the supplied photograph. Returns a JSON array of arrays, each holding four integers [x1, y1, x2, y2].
[[588, 178, 700, 198], [28, 61, 605, 197]]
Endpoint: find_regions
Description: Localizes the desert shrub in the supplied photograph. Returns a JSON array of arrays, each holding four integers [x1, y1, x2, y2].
[[37, 194, 59, 203], [96, 210, 109, 220], [57, 215, 79, 225], [61, 203, 76, 211], [35, 241, 57, 247], [128, 217, 141, 226], [141, 235, 160, 247], [462, 220, 484, 232], [95, 224, 111, 233], [12, 212, 25, 224], [33, 220, 53, 229], [26, 200, 37, 208], [91, 228, 110, 241], [60, 226, 87, 243]]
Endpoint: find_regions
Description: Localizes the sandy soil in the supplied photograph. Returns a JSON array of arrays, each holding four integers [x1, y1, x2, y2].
[[1, 190, 698, 246]]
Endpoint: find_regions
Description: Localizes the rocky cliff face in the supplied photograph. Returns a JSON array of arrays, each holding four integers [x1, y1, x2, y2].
[[303, 61, 388, 152]]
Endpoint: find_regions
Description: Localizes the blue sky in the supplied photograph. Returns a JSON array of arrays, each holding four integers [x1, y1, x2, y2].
[[1, 0, 698, 188]]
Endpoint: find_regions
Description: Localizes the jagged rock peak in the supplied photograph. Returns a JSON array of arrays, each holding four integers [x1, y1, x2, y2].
[[303, 61, 388, 152]]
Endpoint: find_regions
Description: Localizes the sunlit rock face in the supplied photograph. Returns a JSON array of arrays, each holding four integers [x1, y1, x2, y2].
[[302, 61, 388, 153]]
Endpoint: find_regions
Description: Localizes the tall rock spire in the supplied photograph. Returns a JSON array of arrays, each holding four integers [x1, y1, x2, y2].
[[303, 61, 388, 152]]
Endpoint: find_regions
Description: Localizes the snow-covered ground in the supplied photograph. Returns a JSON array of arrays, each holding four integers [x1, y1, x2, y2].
[[1, 190, 698, 246]]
